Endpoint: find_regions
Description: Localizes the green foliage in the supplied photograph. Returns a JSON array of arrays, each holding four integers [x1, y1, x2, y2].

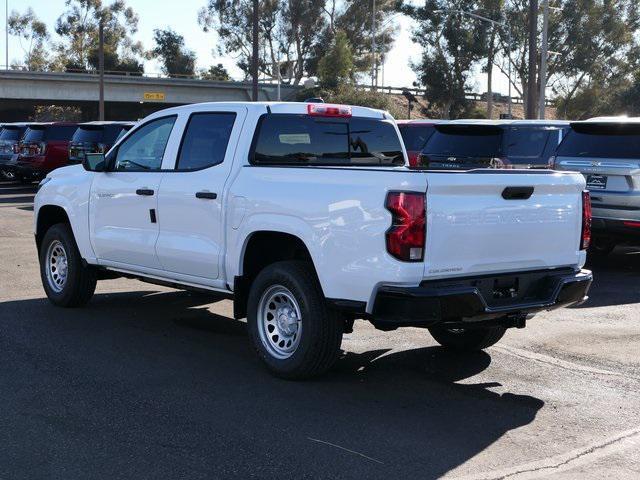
[[317, 31, 354, 89], [8, 7, 50, 71], [200, 63, 231, 81], [54, 0, 144, 74], [31, 105, 82, 122], [401, 0, 492, 119], [150, 28, 196, 77], [299, 85, 404, 119]]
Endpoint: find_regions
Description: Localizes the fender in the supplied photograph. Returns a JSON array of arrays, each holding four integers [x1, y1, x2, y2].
[[34, 166, 97, 263], [227, 213, 324, 293]]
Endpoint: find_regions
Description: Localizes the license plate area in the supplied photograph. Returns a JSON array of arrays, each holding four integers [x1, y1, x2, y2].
[[586, 174, 608, 190]]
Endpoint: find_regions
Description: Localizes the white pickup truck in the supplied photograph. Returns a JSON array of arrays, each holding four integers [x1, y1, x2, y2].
[[34, 102, 593, 378]]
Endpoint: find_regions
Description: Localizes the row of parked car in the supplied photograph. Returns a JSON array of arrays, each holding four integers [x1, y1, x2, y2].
[[397, 117, 640, 255], [0, 121, 134, 183], [1, 113, 638, 256]]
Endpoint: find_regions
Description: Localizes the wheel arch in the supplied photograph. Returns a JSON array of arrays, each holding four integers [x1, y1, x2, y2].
[[232, 230, 322, 319], [35, 204, 72, 252]]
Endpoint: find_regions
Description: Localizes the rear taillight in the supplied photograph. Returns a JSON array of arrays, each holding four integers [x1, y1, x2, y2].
[[96, 143, 107, 153], [12, 143, 19, 153], [581, 190, 592, 250], [38, 142, 46, 155], [406, 151, 420, 167], [548, 155, 557, 169], [385, 191, 426, 261], [307, 103, 352, 117]]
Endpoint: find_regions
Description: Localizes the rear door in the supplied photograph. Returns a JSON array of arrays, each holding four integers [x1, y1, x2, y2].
[[423, 171, 585, 279], [421, 125, 507, 169], [554, 123, 640, 194], [155, 107, 246, 283]]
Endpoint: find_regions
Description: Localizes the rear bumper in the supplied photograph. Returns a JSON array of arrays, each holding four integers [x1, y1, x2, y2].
[[11, 158, 49, 179], [372, 268, 592, 327], [592, 217, 640, 240]]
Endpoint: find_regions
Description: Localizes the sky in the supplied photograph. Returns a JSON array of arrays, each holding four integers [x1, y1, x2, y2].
[[4, 0, 510, 94]]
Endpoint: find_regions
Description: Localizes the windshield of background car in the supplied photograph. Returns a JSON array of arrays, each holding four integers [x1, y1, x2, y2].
[[556, 124, 640, 159], [71, 126, 104, 143], [503, 127, 552, 158], [398, 124, 436, 151], [0, 127, 24, 141], [423, 125, 503, 157]]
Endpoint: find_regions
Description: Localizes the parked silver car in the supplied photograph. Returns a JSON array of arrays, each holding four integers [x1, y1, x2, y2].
[[553, 117, 640, 254]]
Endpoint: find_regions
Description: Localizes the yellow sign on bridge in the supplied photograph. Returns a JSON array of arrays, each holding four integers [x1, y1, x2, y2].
[[143, 92, 166, 101]]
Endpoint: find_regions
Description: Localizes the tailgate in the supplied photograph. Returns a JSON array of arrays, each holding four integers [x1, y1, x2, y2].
[[423, 171, 585, 279]]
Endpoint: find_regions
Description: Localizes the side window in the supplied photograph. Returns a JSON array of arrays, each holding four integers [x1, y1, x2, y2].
[[114, 116, 176, 171], [176, 112, 236, 170]]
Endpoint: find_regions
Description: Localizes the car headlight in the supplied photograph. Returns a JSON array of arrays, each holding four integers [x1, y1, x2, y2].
[[37, 176, 52, 191]]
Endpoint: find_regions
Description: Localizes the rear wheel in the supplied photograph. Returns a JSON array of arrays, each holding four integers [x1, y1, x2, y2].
[[39, 223, 97, 307], [588, 237, 616, 257], [247, 261, 343, 379], [428, 325, 506, 351]]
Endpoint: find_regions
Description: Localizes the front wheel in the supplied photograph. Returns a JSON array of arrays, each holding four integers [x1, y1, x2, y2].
[[39, 223, 97, 307], [428, 325, 506, 351], [247, 261, 343, 379]]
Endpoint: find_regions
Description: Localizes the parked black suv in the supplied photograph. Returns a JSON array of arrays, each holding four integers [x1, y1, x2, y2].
[[419, 120, 569, 170], [0, 123, 31, 180]]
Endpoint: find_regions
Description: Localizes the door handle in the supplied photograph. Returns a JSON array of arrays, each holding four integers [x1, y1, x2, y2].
[[195, 191, 217, 200], [502, 186, 534, 200], [136, 188, 154, 196]]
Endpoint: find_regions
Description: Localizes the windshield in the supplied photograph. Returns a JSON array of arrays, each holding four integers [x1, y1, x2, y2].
[[398, 124, 436, 151], [503, 127, 552, 158], [72, 127, 104, 143], [251, 114, 404, 166], [556, 124, 640, 159], [23, 125, 77, 142], [0, 127, 24, 142], [424, 126, 503, 157], [23, 127, 45, 143]]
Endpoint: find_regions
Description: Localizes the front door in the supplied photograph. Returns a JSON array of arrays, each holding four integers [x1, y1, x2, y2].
[[155, 108, 245, 282], [89, 115, 176, 270]]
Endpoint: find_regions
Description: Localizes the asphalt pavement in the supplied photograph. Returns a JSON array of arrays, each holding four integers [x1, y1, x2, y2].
[[1, 180, 639, 479]]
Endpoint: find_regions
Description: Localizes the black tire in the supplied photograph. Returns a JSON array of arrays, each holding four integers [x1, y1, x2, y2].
[[247, 260, 343, 380], [39, 223, 97, 307], [588, 237, 616, 257], [428, 325, 506, 351]]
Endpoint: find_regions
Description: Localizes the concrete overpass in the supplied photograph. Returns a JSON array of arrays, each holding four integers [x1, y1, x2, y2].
[[0, 70, 302, 121]]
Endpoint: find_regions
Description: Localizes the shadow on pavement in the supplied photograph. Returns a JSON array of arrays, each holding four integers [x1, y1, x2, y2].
[[0, 289, 544, 479], [578, 246, 640, 308]]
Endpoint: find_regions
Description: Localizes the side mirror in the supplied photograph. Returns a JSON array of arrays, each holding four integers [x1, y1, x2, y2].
[[83, 153, 106, 172]]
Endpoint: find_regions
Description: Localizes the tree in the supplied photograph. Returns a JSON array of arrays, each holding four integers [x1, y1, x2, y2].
[[198, 0, 327, 85], [492, 0, 640, 118], [54, 0, 144, 74], [201, 63, 231, 81], [8, 8, 50, 71], [150, 28, 196, 77], [307, 0, 398, 81], [402, 1, 492, 119], [317, 31, 354, 88]]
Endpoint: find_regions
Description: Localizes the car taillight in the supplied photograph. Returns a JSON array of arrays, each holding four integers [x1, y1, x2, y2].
[[581, 190, 592, 250], [38, 142, 46, 155], [406, 151, 420, 167], [548, 155, 557, 169], [385, 191, 426, 261], [13, 143, 20, 153], [96, 143, 107, 153], [307, 103, 352, 117]]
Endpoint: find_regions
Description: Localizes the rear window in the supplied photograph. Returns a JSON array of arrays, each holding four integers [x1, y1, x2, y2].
[[424, 126, 503, 157], [398, 124, 436, 151], [72, 126, 104, 143], [503, 128, 551, 158], [0, 127, 24, 141], [24, 125, 77, 142], [557, 124, 640, 159], [251, 114, 404, 166]]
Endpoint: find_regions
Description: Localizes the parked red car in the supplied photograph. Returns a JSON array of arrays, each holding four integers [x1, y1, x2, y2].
[[396, 120, 441, 166], [9, 122, 78, 182]]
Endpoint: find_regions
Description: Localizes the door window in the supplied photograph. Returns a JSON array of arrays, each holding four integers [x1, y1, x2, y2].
[[176, 112, 236, 170], [114, 116, 176, 171]]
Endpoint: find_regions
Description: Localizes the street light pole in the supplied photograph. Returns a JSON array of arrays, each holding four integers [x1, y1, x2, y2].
[[371, 0, 376, 88], [251, 0, 259, 101], [98, 20, 105, 121], [538, 0, 549, 119], [526, 0, 538, 119]]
